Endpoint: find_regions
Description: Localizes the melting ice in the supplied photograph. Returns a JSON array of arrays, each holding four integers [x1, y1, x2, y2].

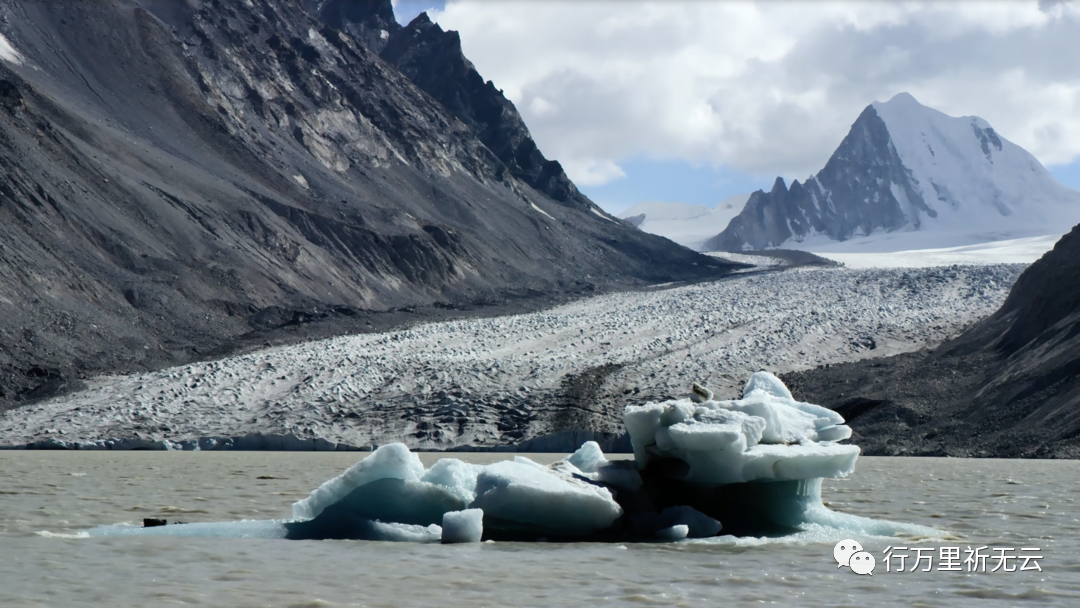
[[85, 373, 938, 543]]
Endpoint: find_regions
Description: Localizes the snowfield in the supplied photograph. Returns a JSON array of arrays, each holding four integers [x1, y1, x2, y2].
[[0, 264, 1025, 450], [814, 234, 1062, 268]]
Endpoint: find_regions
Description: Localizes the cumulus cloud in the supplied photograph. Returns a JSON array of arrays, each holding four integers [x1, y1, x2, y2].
[[430, 1, 1080, 185]]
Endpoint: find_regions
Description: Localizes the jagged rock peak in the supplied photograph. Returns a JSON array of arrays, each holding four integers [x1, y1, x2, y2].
[[313, 0, 401, 53], [377, 8, 589, 208], [410, 11, 434, 26]]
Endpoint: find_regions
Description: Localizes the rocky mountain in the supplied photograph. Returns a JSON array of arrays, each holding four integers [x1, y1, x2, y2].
[[783, 223, 1080, 458], [0, 0, 733, 408], [705, 93, 1080, 252], [617, 195, 750, 250]]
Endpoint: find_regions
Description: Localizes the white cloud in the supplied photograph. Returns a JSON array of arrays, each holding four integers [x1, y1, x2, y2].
[[564, 159, 627, 187], [430, 1, 1080, 185]]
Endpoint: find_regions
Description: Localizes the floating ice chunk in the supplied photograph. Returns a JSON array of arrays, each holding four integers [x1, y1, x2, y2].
[[720, 393, 823, 444], [623, 373, 857, 484], [742, 371, 845, 429], [422, 458, 484, 503], [567, 441, 607, 472], [816, 424, 853, 442], [661, 506, 722, 538], [655, 524, 689, 541], [720, 372, 844, 444], [470, 460, 622, 536], [742, 370, 795, 400], [367, 521, 442, 543], [442, 509, 484, 543], [631, 505, 723, 539], [666, 407, 765, 451], [286, 519, 441, 542], [86, 520, 289, 539], [292, 443, 425, 520], [302, 477, 466, 527], [563, 441, 644, 490], [78, 383, 875, 544]]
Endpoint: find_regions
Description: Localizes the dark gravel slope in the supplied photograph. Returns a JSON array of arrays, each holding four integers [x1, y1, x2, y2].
[[783, 224, 1080, 458]]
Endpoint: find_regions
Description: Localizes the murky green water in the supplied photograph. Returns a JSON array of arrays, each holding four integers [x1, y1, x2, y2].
[[1, 453, 1077, 607]]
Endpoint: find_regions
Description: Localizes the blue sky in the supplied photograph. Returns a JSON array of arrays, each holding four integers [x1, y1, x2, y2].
[[1050, 163, 1080, 193], [575, 158, 771, 213], [396, 1, 1080, 215], [393, 1, 445, 25]]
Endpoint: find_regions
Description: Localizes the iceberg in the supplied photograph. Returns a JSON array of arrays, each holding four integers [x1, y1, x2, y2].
[[470, 458, 622, 538], [83, 372, 938, 543], [623, 371, 859, 485], [441, 509, 484, 543]]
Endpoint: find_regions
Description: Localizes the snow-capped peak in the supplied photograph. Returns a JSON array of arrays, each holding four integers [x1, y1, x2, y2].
[[870, 92, 1075, 231], [705, 93, 1080, 252]]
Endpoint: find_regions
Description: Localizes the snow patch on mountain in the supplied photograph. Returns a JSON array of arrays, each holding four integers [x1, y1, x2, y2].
[[0, 32, 23, 64]]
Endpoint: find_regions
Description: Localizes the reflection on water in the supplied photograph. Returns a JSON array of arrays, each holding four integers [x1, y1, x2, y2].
[[1, 453, 1078, 607]]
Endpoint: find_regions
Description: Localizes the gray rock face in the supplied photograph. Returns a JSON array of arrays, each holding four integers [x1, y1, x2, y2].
[[704, 106, 930, 251], [379, 12, 587, 209], [310, 0, 401, 54], [0, 0, 732, 408]]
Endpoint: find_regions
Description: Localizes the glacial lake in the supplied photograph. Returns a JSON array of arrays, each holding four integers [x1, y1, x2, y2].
[[1, 453, 1077, 607]]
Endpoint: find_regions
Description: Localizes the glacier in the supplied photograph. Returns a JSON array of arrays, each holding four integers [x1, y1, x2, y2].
[[85, 373, 937, 543]]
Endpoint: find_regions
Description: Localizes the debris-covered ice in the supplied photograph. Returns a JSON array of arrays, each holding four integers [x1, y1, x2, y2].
[[85, 374, 938, 542], [0, 264, 1023, 451]]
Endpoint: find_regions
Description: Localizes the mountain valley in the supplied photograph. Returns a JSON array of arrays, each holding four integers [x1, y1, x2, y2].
[[0, 0, 732, 408]]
